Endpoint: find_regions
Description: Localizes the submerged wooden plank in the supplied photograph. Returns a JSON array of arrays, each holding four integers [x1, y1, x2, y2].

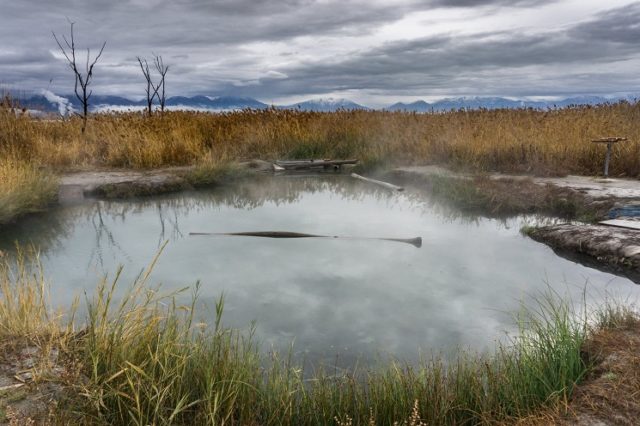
[[351, 173, 404, 191], [599, 219, 640, 231]]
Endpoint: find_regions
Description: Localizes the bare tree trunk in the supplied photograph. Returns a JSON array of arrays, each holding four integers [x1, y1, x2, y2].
[[52, 21, 106, 134], [137, 57, 155, 116], [154, 55, 169, 113]]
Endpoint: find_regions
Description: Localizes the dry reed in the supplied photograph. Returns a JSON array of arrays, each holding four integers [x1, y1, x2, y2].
[[1, 102, 639, 175]]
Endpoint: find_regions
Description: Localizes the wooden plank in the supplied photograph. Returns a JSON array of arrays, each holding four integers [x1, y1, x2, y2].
[[0, 383, 24, 392], [591, 137, 628, 143], [274, 159, 358, 170], [599, 219, 640, 231], [351, 173, 404, 191]]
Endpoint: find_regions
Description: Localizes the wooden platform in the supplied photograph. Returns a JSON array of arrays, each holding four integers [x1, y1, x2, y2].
[[599, 219, 640, 231], [274, 159, 358, 170]]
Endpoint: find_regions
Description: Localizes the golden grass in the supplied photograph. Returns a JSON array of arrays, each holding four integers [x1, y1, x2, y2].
[[0, 249, 56, 339], [1, 101, 639, 175], [0, 158, 58, 225]]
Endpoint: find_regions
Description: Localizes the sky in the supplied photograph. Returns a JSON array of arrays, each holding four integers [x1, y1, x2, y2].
[[1, 0, 639, 107]]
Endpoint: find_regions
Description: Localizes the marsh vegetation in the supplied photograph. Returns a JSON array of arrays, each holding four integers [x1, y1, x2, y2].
[[1, 250, 637, 425], [1, 100, 640, 423]]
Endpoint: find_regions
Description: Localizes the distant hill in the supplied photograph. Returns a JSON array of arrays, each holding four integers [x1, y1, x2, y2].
[[14, 93, 269, 113], [387, 100, 432, 112], [281, 97, 369, 112]]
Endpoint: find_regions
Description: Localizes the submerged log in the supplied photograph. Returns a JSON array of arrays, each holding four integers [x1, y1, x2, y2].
[[190, 231, 422, 247]]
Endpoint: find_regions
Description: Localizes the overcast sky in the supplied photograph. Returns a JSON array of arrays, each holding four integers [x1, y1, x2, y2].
[[1, 0, 639, 106]]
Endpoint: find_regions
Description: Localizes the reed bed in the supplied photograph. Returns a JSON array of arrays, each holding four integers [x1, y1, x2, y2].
[[0, 252, 624, 425], [1, 102, 640, 175]]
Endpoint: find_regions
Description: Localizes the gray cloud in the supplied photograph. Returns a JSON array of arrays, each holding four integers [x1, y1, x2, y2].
[[429, 0, 556, 7], [219, 3, 640, 100], [1, 1, 638, 102], [569, 3, 640, 44]]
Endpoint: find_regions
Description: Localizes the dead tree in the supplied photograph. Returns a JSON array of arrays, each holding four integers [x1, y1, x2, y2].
[[153, 55, 169, 113], [52, 21, 106, 133], [137, 56, 157, 116]]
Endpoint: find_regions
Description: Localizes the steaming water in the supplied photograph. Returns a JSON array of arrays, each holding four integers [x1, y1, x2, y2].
[[1, 175, 638, 366]]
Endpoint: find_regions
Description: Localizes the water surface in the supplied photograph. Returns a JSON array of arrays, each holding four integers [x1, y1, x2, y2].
[[1, 176, 638, 366]]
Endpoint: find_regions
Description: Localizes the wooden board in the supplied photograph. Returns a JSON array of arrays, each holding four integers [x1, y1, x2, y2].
[[274, 159, 358, 170], [599, 219, 640, 230], [351, 173, 404, 191]]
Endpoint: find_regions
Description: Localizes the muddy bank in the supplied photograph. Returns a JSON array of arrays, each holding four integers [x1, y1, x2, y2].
[[59, 168, 193, 201], [387, 167, 617, 220], [527, 224, 640, 282], [58, 160, 275, 203], [566, 315, 640, 425], [0, 341, 70, 424]]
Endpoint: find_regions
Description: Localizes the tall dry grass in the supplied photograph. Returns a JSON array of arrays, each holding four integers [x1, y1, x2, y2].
[[0, 158, 58, 225], [1, 102, 640, 175]]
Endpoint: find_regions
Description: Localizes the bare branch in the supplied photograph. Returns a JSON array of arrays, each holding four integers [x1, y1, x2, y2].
[[152, 54, 169, 113], [138, 56, 156, 116]]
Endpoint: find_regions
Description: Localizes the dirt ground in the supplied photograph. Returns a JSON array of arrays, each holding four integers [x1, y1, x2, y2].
[[519, 316, 640, 426], [395, 165, 640, 200], [0, 342, 68, 425]]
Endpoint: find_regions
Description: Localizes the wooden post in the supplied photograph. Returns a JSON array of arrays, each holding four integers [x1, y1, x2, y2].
[[604, 142, 612, 177], [591, 137, 628, 178]]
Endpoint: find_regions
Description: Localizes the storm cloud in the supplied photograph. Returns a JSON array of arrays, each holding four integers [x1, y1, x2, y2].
[[1, 0, 638, 105]]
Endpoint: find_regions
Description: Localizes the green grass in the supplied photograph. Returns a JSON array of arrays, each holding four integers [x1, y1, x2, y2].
[[0, 250, 610, 425]]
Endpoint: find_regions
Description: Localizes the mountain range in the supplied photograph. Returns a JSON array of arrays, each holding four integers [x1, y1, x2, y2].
[[385, 95, 639, 111], [9, 91, 638, 115]]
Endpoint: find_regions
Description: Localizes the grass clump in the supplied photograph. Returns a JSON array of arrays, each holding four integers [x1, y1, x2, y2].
[[72, 290, 592, 424], [0, 251, 622, 425], [0, 158, 58, 225]]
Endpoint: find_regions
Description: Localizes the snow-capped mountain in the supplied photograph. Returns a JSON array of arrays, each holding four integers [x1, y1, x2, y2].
[[164, 96, 268, 110], [7, 91, 638, 115], [386, 95, 637, 112], [282, 97, 369, 112], [388, 96, 538, 111]]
